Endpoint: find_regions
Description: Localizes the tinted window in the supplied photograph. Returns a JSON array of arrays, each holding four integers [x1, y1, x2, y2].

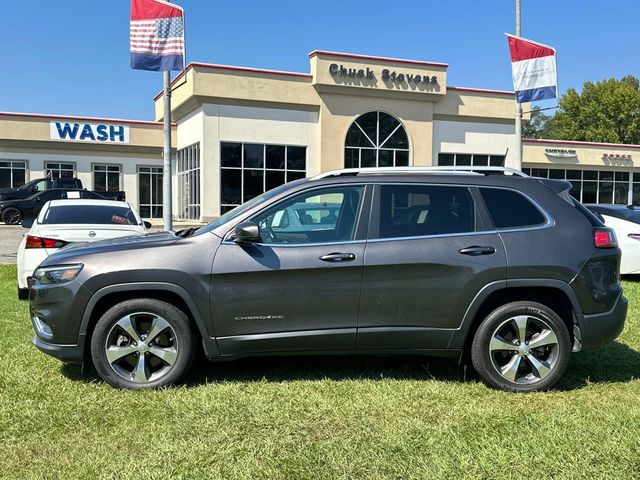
[[42, 206, 139, 225], [377, 185, 474, 239], [480, 188, 546, 229], [251, 186, 364, 244]]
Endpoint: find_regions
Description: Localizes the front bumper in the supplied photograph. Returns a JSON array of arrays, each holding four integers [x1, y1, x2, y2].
[[32, 335, 85, 363], [576, 292, 628, 351]]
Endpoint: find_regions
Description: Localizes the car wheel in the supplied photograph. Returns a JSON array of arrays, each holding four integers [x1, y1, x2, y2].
[[471, 301, 571, 392], [90, 298, 197, 389], [1, 207, 22, 225]]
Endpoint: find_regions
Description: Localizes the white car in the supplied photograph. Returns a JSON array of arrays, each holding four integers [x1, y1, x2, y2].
[[587, 204, 640, 275], [17, 199, 149, 299]]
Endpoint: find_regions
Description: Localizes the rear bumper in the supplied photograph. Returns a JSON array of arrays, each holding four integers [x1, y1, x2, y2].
[[576, 292, 628, 350]]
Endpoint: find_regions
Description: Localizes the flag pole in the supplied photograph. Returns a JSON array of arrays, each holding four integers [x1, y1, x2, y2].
[[163, 70, 173, 231], [514, 0, 523, 171]]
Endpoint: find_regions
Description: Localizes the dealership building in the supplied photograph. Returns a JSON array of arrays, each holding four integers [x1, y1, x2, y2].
[[1, 50, 639, 222]]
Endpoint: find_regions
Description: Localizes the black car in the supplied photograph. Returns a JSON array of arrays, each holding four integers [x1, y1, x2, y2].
[[0, 189, 112, 224], [29, 167, 627, 392]]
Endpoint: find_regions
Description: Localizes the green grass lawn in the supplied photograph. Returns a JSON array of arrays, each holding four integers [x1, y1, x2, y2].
[[1, 264, 639, 479]]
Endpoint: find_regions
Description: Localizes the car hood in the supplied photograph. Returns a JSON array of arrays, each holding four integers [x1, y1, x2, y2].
[[40, 231, 180, 266]]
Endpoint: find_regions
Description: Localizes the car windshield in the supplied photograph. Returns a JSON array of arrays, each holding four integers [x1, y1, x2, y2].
[[193, 179, 309, 236], [42, 205, 140, 225]]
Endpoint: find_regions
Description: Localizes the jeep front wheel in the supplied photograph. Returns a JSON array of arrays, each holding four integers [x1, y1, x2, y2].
[[90, 298, 196, 389]]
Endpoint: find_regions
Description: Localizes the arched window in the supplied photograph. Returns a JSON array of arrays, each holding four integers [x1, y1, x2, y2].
[[344, 111, 410, 168]]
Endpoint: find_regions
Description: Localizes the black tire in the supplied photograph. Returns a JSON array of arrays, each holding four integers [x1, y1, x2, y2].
[[90, 298, 197, 389], [1, 207, 22, 225], [471, 301, 571, 393]]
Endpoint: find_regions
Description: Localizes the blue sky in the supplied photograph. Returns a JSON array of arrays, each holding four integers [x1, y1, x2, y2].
[[1, 1, 637, 120]]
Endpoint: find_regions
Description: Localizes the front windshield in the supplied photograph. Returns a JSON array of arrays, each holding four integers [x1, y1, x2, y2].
[[193, 179, 309, 236]]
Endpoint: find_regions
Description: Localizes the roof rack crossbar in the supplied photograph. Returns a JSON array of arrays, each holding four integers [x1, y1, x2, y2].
[[311, 166, 528, 180]]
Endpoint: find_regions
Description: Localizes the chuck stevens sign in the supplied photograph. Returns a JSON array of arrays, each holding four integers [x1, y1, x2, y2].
[[329, 63, 438, 86]]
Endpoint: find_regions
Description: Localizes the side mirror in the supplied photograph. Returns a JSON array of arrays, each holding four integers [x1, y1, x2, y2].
[[233, 221, 261, 244], [143, 221, 152, 229], [21, 218, 34, 229], [32, 187, 38, 192]]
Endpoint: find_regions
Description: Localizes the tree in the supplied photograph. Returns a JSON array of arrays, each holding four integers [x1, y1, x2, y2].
[[545, 76, 640, 144], [522, 106, 551, 139]]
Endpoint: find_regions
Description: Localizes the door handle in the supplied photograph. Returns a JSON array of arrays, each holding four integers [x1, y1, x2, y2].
[[320, 252, 356, 262], [458, 246, 496, 256]]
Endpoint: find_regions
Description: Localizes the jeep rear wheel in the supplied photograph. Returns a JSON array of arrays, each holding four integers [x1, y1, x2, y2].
[[471, 301, 571, 392], [90, 299, 196, 389]]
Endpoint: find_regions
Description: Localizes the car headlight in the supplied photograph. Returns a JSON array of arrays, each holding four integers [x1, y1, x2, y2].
[[32, 264, 83, 285]]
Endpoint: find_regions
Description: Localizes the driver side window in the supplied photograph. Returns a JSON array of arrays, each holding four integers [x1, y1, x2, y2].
[[251, 185, 365, 245]]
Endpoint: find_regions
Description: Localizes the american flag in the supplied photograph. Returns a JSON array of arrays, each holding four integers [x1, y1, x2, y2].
[[130, 0, 185, 72]]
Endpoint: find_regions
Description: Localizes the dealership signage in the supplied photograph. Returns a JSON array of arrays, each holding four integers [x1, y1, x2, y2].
[[602, 153, 632, 162], [328, 63, 438, 86], [50, 121, 130, 144], [545, 148, 577, 158]]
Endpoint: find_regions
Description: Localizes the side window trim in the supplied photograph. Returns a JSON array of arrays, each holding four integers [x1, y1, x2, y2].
[[223, 183, 373, 245], [367, 182, 478, 241]]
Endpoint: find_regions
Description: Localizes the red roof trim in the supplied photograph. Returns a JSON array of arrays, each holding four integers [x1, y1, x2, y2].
[[0, 111, 174, 127], [308, 50, 448, 68], [153, 62, 312, 101], [448, 86, 515, 96], [524, 138, 640, 150]]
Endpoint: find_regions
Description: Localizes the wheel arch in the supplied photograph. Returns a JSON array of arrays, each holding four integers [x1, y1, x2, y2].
[[79, 282, 220, 362], [449, 279, 582, 352]]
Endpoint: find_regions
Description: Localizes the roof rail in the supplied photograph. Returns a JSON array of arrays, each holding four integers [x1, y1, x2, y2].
[[311, 166, 528, 180]]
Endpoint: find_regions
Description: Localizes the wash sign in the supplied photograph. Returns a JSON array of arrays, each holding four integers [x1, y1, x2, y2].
[[50, 121, 130, 144]]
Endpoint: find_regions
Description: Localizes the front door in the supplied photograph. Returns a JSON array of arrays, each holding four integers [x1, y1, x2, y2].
[[211, 184, 370, 355], [357, 183, 507, 351]]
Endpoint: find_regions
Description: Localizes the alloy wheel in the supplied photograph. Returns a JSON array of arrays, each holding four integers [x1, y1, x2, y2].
[[488, 314, 560, 385], [104, 312, 179, 384]]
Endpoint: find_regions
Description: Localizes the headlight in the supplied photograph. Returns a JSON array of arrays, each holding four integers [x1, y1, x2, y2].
[[32, 264, 83, 285]]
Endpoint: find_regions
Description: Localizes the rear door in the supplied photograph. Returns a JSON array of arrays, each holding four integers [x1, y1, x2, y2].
[[357, 183, 507, 351]]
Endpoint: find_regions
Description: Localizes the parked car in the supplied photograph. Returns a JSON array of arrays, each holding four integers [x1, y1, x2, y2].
[[0, 189, 124, 225], [17, 199, 150, 299], [29, 166, 627, 392], [586, 204, 640, 274], [0, 177, 84, 201]]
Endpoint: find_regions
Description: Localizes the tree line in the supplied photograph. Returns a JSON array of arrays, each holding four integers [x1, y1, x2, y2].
[[523, 75, 640, 145]]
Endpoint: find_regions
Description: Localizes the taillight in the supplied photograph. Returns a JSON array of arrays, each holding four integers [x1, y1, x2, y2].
[[25, 235, 68, 249], [629, 234, 640, 241], [594, 229, 617, 249]]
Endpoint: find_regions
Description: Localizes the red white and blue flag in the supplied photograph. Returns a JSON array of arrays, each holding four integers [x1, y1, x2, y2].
[[130, 0, 185, 72], [506, 34, 558, 103]]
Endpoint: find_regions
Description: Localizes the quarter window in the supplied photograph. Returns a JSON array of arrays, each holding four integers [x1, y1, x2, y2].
[[480, 188, 546, 229], [251, 185, 364, 245], [376, 185, 475, 239]]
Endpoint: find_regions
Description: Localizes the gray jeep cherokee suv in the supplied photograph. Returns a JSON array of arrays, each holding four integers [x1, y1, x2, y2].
[[29, 167, 628, 392]]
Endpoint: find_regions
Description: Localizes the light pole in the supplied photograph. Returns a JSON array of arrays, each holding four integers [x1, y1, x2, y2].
[[514, 0, 523, 171]]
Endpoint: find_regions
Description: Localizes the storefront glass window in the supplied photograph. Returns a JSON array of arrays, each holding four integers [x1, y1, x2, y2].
[[177, 143, 201, 220], [0, 161, 27, 189], [345, 111, 410, 168], [220, 142, 306, 214], [437, 153, 505, 168], [138, 166, 163, 219], [93, 164, 121, 191], [46, 162, 75, 179], [522, 168, 633, 205]]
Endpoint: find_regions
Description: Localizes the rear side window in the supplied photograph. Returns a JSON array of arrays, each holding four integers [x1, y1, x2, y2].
[[42, 206, 139, 225], [480, 188, 546, 229], [377, 185, 474, 239]]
